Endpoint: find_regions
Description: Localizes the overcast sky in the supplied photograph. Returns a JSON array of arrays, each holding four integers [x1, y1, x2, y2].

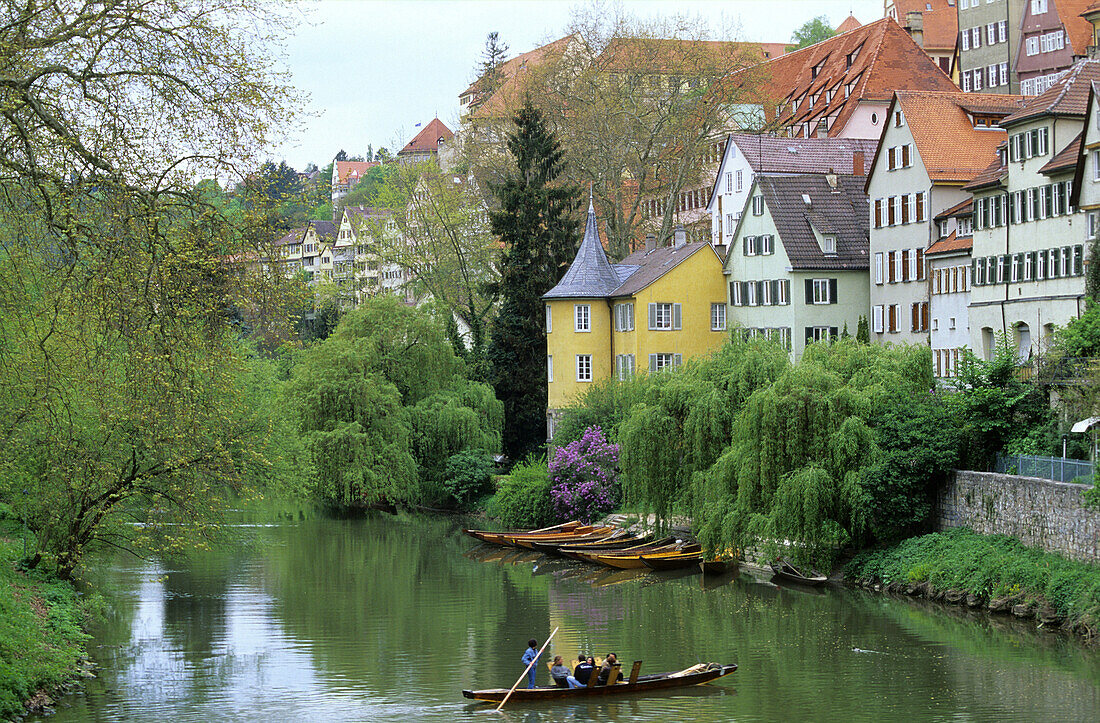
[[273, 0, 885, 169]]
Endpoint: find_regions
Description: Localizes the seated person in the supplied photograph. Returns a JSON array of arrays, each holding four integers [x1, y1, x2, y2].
[[573, 655, 596, 687], [550, 655, 573, 688], [596, 652, 623, 685]]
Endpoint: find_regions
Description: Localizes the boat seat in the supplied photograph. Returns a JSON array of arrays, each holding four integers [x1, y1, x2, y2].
[[628, 660, 642, 684]]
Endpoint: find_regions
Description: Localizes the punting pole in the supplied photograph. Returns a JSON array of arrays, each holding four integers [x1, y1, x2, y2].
[[495, 627, 559, 712]]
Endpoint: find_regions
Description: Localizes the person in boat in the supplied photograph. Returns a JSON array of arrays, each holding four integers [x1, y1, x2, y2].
[[573, 655, 596, 687], [521, 639, 540, 688], [596, 652, 623, 685], [550, 655, 576, 688]]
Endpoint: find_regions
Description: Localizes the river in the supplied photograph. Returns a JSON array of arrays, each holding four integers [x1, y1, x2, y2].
[[37, 513, 1100, 722]]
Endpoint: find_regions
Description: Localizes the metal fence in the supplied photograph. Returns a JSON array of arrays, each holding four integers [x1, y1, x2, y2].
[[994, 453, 1095, 484]]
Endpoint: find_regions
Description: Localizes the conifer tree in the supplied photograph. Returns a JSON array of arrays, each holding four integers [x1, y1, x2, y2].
[[487, 98, 580, 460]]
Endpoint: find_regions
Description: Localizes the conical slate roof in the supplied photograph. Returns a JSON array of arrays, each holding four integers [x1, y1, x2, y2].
[[543, 202, 623, 299]]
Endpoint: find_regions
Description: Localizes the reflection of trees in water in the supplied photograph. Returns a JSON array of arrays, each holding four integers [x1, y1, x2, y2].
[[162, 564, 232, 663]]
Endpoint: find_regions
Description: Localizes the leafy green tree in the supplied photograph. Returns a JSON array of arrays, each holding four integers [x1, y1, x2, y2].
[[487, 98, 580, 460], [441, 450, 496, 509], [856, 315, 869, 344], [790, 15, 836, 49]]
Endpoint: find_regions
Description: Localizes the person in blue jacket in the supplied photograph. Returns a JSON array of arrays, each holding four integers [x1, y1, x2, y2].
[[521, 638, 540, 688]]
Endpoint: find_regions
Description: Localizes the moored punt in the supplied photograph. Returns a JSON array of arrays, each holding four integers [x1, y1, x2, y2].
[[770, 559, 828, 587], [641, 552, 704, 571], [462, 663, 737, 703], [558, 536, 673, 560], [528, 530, 637, 554], [463, 520, 580, 545], [506, 526, 617, 549], [700, 559, 733, 575], [586, 543, 703, 570]]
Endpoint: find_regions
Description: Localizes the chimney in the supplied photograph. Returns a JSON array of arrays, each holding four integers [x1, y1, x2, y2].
[[645, 233, 657, 253], [906, 11, 924, 48], [853, 150, 865, 176], [673, 225, 687, 248]]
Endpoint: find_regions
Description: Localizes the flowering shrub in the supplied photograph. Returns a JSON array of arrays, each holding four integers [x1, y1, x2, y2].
[[549, 426, 620, 522]]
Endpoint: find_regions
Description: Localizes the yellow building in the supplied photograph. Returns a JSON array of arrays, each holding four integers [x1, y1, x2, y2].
[[543, 202, 728, 439]]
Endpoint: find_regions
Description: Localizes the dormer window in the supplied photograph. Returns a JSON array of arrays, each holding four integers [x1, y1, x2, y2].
[[812, 60, 825, 79], [847, 46, 861, 68], [823, 235, 837, 255]]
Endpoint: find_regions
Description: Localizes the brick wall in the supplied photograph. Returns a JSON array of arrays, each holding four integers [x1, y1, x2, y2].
[[937, 471, 1100, 563]]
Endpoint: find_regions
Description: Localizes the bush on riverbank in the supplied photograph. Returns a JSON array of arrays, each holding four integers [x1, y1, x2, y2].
[[485, 456, 554, 528], [846, 528, 1100, 636], [0, 518, 95, 718]]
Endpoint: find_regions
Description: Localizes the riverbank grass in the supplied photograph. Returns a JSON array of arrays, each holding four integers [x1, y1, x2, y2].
[[0, 515, 93, 718], [847, 528, 1100, 636]]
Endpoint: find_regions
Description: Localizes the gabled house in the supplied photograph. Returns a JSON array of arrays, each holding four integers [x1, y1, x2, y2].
[[705, 134, 876, 252], [956, 0, 1025, 95], [1018, 0, 1094, 95], [543, 202, 726, 439], [724, 173, 869, 360], [887, 0, 960, 75], [397, 118, 455, 166], [928, 198, 976, 378], [866, 90, 1021, 347], [1072, 80, 1100, 255], [331, 160, 380, 205], [969, 60, 1100, 361]]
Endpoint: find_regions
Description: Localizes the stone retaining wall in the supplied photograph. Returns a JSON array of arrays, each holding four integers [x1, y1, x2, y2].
[[937, 470, 1100, 563]]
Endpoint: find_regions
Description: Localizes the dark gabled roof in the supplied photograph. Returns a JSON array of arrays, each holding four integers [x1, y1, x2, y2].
[[963, 156, 1008, 191], [934, 197, 974, 221], [308, 220, 337, 241], [610, 242, 717, 298], [1040, 132, 1083, 175], [1002, 60, 1100, 127], [756, 174, 869, 270], [276, 227, 308, 246], [543, 202, 624, 299]]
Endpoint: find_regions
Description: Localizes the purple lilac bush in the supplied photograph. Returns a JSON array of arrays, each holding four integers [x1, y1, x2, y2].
[[549, 426, 620, 522]]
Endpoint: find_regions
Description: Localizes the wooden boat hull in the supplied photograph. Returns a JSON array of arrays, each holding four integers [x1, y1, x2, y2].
[[700, 560, 732, 575], [462, 664, 736, 702], [526, 531, 629, 553], [559, 536, 672, 561], [769, 562, 828, 587], [642, 553, 703, 571], [589, 545, 702, 570], [462, 521, 581, 545]]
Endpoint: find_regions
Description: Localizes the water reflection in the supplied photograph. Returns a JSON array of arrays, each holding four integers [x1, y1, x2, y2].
[[39, 513, 1100, 722]]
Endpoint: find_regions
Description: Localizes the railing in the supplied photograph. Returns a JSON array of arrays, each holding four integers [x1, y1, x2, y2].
[[995, 453, 1094, 484], [1040, 357, 1100, 385]]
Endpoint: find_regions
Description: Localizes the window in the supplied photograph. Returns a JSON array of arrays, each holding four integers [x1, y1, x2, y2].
[[1026, 36, 1039, 56], [888, 304, 900, 333], [988, 65, 998, 87], [971, 27, 980, 49], [809, 278, 836, 304], [574, 304, 590, 332], [987, 23, 995, 46], [962, 29, 970, 52], [616, 354, 634, 380], [648, 302, 681, 330], [547, 355, 553, 382], [711, 303, 726, 331], [650, 353, 681, 372], [973, 67, 983, 91], [730, 281, 742, 306], [736, 170, 743, 191], [807, 326, 836, 344], [725, 213, 735, 236], [822, 235, 836, 255], [873, 305, 884, 333], [746, 281, 757, 306], [1032, 0, 1047, 14], [998, 21, 1007, 43], [576, 355, 592, 382], [545, 304, 552, 333], [1000, 63, 1008, 87], [614, 302, 634, 332], [725, 172, 733, 193], [752, 196, 764, 215], [875, 252, 883, 284]]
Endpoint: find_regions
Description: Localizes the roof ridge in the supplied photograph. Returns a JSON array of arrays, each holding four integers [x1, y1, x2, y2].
[[859, 17, 894, 92], [745, 16, 891, 71]]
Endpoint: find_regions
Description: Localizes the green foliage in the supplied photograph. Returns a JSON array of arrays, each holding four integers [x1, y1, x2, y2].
[[791, 15, 836, 49], [486, 456, 554, 528], [487, 98, 580, 460], [856, 315, 869, 344], [553, 376, 649, 448], [442, 450, 496, 509], [1051, 300, 1100, 358], [847, 528, 1100, 634]]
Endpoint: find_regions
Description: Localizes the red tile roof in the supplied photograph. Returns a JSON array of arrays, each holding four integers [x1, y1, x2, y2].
[[1003, 59, 1100, 125], [1040, 131, 1083, 174], [926, 231, 973, 255], [1056, 0, 1096, 56], [934, 197, 974, 221], [893, 90, 1021, 184], [335, 160, 379, 186], [725, 18, 958, 138], [893, 0, 959, 52], [398, 118, 454, 156], [836, 15, 862, 34], [963, 156, 1009, 191]]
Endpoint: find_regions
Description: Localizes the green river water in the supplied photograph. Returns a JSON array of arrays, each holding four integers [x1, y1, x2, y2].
[[36, 513, 1100, 722]]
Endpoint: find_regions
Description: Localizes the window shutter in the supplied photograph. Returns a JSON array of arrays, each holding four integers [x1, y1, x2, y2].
[[673, 353, 682, 368], [830, 327, 838, 340], [672, 303, 682, 330], [648, 303, 657, 330], [829, 278, 838, 304], [911, 303, 919, 332], [805, 327, 814, 344], [545, 305, 552, 333], [902, 144, 910, 167], [874, 199, 882, 228], [782, 279, 791, 305], [916, 249, 925, 280], [901, 249, 909, 281], [921, 302, 929, 332], [743, 236, 749, 255], [770, 280, 779, 305], [649, 354, 657, 372], [901, 195, 909, 224], [805, 279, 813, 303], [729, 281, 737, 305], [613, 305, 621, 332]]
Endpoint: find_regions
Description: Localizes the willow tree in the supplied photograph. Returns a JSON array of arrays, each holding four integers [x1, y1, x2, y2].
[[619, 338, 789, 529], [0, 0, 300, 577], [694, 341, 932, 567]]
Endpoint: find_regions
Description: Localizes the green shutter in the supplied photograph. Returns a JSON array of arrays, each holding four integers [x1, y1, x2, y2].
[[672, 303, 682, 330], [648, 303, 657, 330], [829, 278, 838, 304]]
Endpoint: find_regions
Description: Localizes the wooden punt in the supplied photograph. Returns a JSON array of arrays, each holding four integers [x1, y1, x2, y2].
[[462, 662, 737, 703], [587, 543, 703, 570], [641, 552, 703, 571], [463, 520, 580, 545], [700, 559, 733, 575], [520, 529, 628, 552], [769, 559, 828, 587], [558, 536, 673, 560], [508, 526, 617, 549]]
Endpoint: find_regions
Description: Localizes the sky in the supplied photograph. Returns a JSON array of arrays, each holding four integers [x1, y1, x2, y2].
[[273, 0, 885, 170]]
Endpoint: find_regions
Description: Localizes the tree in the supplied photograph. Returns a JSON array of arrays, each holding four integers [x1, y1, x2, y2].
[[791, 16, 836, 49], [0, 0, 300, 577], [462, 5, 763, 257], [487, 99, 580, 459], [479, 31, 511, 97], [856, 315, 870, 344], [368, 161, 499, 368]]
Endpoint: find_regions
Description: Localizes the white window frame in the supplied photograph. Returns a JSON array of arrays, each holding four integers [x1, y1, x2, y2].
[[752, 196, 764, 216], [998, 21, 1007, 43], [547, 355, 553, 382], [873, 305, 884, 333], [545, 304, 552, 333], [574, 304, 591, 332], [875, 252, 883, 285], [711, 303, 726, 331], [812, 278, 830, 304], [616, 354, 635, 381], [736, 170, 743, 191], [576, 354, 592, 382]]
